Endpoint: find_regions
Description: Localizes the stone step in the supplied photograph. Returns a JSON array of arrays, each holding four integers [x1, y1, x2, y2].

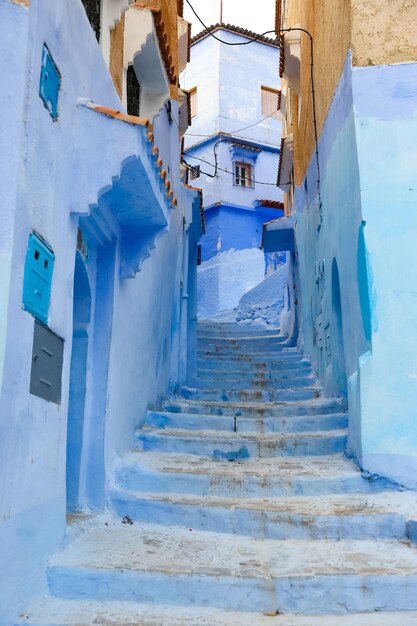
[[116, 450, 393, 497], [146, 410, 348, 433], [135, 427, 347, 457], [197, 341, 290, 353], [197, 355, 311, 375], [17, 597, 417, 626], [109, 488, 412, 541], [197, 325, 281, 336], [163, 396, 347, 417], [193, 373, 315, 389], [197, 348, 299, 359], [46, 517, 417, 614], [178, 386, 320, 403], [197, 334, 285, 344], [115, 451, 396, 498]]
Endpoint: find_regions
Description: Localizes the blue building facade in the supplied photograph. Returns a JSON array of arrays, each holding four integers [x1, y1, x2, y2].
[[181, 25, 284, 318], [0, 1, 202, 623], [264, 0, 417, 491]]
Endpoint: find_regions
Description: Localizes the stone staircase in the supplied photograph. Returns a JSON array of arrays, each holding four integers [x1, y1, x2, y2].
[[18, 321, 417, 624]]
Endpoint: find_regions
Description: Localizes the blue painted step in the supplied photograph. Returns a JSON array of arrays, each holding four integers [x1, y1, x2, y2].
[[163, 397, 347, 417], [193, 373, 316, 389], [135, 427, 348, 457], [145, 410, 348, 433], [109, 489, 408, 540], [46, 519, 417, 614], [114, 452, 396, 498], [178, 386, 320, 402]]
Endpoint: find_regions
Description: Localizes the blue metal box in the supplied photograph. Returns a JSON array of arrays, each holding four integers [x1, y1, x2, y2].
[[23, 234, 55, 324], [39, 44, 60, 121]]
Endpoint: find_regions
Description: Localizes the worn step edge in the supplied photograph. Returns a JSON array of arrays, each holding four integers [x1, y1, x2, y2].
[[109, 487, 410, 540], [17, 597, 417, 625], [14, 598, 417, 626], [145, 410, 348, 433]]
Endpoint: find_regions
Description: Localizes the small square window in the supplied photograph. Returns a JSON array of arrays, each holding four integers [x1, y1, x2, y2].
[[261, 86, 281, 120], [234, 162, 253, 188], [190, 87, 197, 119]]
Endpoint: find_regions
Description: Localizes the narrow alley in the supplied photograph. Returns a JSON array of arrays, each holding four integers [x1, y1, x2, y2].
[[1, 0, 417, 624]]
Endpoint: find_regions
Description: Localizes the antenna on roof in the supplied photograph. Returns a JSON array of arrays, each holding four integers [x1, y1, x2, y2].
[[220, 0, 223, 24]]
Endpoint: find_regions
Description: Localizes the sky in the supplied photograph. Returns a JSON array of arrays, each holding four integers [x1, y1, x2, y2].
[[183, 0, 276, 39]]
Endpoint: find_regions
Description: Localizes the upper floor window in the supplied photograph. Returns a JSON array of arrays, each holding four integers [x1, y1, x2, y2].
[[81, 0, 101, 42], [261, 86, 281, 120], [234, 162, 253, 188], [190, 87, 197, 119]]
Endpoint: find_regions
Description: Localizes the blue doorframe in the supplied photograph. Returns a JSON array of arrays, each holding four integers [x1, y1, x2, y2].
[[66, 237, 116, 512], [66, 251, 91, 512]]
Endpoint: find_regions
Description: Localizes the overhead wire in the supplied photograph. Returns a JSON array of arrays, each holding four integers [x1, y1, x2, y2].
[[185, 0, 322, 200], [183, 153, 287, 187], [185, 0, 278, 45], [186, 110, 279, 138]]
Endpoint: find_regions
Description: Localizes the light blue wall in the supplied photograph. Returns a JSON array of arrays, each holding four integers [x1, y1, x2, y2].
[[182, 30, 282, 147], [0, 1, 200, 623], [291, 51, 417, 489], [352, 62, 417, 488]]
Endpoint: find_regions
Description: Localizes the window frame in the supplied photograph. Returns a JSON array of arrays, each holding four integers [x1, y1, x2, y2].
[[233, 161, 254, 189], [261, 85, 281, 120], [190, 86, 197, 119]]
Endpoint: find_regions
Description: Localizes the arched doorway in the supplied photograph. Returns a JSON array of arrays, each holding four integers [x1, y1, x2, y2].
[[66, 252, 91, 512], [331, 258, 347, 396]]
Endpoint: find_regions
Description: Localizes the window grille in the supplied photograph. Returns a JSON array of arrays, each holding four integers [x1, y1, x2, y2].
[[234, 162, 253, 188], [261, 86, 281, 120]]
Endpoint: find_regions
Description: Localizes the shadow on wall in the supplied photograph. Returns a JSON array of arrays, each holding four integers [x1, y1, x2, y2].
[[66, 252, 91, 512], [357, 222, 373, 346], [330, 258, 347, 397]]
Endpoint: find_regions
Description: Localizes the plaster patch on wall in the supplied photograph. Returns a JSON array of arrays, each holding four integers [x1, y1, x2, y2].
[[10, 0, 29, 7], [351, 0, 417, 67]]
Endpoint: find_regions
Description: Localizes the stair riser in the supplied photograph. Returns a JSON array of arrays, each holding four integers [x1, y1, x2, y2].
[[47, 567, 417, 614], [197, 338, 286, 347], [197, 358, 306, 371], [197, 350, 298, 359], [135, 433, 347, 457], [47, 568, 276, 612], [179, 388, 319, 402], [146, 412, 348, 433], [197, 342, 288, 353], [115, 468, 393, 499], [197, 327, 281, 335], [197, 363, 312, 377], [163, 401, 346, 417], [193, 376, 315, 390], [109, 493, 407, 541]]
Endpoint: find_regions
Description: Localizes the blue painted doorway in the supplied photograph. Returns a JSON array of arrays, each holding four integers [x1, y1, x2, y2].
[[66, 252, 91, 511]]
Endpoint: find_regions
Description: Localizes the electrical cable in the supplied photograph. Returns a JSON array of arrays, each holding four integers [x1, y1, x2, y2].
[[184, 0, 322, 200], [186, 110, 279, 137], [183, 153, 286, 186], [185, 0, 278, 45]]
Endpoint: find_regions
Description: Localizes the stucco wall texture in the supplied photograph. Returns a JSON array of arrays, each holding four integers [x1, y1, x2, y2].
[[351, 0, 417, 67], [281, 0, 417, 183]]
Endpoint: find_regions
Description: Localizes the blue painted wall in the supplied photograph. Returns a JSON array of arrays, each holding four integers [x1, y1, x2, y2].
[[289, 51, 417, 489], [182, 29, 284, 317], [0, 2, 201, 623]]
